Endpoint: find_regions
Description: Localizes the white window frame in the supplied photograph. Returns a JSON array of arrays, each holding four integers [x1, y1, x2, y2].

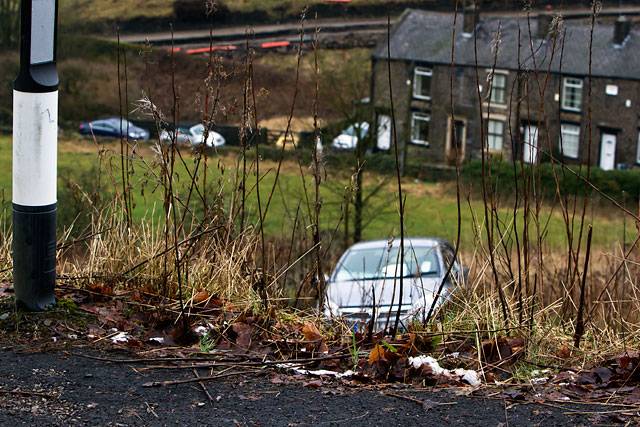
[[488, 71, 508, 105], [411, 112, 430, 146], [560, 123, 580, 159], [413, 67, 433, 100], [487, 119, 505, 152], [562, 77, 583, 112]]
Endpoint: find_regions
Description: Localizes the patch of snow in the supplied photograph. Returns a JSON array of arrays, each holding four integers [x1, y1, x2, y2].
[[149, 337, 165, 344], [276, 364, 354, 378], [110, 332, 130, 344], [194, 326, 208, 336], [531, 377, 549, 385], [453, 368, 481, 387], [408, 356, 447, 375], [410, 355, 481, 387]]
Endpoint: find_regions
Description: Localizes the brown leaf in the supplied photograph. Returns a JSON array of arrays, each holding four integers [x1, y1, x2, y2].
[[303, 379, 323, 389], [87, 283, 114, 298], [232, 322, 253, 350], [193, 290, 210, 304], [557, 345, 571, 359], [302, 323, 323, 342], [368, 344, 388, 365], [619, 354, 631, 370]]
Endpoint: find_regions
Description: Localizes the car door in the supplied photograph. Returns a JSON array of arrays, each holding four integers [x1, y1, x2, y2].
[[90, 121, 112, 137]]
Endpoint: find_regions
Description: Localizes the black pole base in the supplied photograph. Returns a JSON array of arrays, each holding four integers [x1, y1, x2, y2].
[[13, 203, 57, 311]]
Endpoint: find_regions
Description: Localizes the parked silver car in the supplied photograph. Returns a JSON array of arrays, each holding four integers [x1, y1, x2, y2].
[[331, 122, 369, 150], [160, 124, 225, 148], [324, 238, 463, 331]]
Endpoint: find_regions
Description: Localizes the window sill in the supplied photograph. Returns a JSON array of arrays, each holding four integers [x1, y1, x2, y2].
[[485, 102, 508, 109], [561, 107, 582, 114], [413, 95, 432, 101]]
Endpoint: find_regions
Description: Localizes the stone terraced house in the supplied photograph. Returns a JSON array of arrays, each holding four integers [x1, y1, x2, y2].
[[370, 7, 640, 171]]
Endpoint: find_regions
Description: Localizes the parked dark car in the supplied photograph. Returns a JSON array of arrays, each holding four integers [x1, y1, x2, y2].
[[79, 118, 150, 141]]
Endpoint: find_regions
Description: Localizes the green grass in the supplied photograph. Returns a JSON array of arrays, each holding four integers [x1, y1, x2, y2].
[[0, 135, 632, 251], [58, 0, 403, 26], [59, 0, 174, 24]]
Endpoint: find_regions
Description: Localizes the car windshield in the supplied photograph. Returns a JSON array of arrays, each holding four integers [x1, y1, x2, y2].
[[333, 245, 440, 282], [343, 123, 368, 138], [191, 124, 205, 136]]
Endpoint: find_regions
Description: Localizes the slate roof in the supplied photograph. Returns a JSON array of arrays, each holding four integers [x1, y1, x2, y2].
[[373, 9, 640, 80]]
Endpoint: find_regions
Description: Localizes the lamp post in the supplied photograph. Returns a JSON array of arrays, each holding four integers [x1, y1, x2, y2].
[[12, 0, 58, 311]]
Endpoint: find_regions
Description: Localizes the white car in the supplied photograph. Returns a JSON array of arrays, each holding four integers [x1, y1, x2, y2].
[[325, 238, 464, 331], [160, 124, 225, 148], [331, 122, 369, 150]]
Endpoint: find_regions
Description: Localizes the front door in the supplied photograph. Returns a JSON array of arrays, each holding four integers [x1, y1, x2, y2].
[[376, 115, 391, 151], [523, 125, 538, 164], [600, 133, 617, 171], [446, 118, 466, 165]]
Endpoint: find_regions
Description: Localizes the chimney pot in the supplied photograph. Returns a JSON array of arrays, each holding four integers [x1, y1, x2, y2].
[[463, 4, 480, 36], [614, 16, 631, 46], [537, 13, 554, 39]]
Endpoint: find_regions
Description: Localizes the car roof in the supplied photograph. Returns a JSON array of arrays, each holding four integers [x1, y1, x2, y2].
[[347, 237, 447, 251]]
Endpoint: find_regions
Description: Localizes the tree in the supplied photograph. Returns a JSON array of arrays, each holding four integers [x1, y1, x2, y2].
[[0, 0, 19, 50]]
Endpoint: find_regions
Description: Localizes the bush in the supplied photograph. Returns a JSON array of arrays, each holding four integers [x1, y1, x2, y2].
[[460, 160, 640, 203]]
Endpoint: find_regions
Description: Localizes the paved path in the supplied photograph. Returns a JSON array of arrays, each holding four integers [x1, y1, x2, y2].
[[117, 18, 390, 46], [0, 349, 602, 426]]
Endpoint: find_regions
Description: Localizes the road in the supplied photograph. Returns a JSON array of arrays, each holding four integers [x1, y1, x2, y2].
[[0, 349, 604, 426], [117, 18, 391, 47]]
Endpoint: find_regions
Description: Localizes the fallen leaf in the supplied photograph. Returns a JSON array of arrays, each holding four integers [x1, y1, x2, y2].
[[232, 322, 253, 350], [593, 367, 612, 384], [368, 344, 388, 365], [303, 379, 323, 388], [302, 323, 323, 342], [557, 345, 571, 359], [193, 290, 210, 304]]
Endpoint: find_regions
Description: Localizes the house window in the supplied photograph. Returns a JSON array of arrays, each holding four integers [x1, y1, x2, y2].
[[489, 72, 507, 105], [562, 77, 583, 112], [636, 131, 640, 164], [560, 123, 580, 159], [487, 119, 505, 152], [411, 113, 430, 145], [413, 67, 432, 100]]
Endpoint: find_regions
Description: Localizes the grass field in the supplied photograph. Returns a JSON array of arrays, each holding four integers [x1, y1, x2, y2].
[[0, 135, 631, 252], [58, 0, 403, 25]]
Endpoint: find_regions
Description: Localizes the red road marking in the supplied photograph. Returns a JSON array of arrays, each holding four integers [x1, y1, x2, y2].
[[186, 45, 238, 54], [260, 41, 291, 49]]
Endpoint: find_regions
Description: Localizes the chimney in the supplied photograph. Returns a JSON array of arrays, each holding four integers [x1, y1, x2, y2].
[[463, 4, 480, 36], [613, 16, 631, 47], [537, 13, 554, 39]]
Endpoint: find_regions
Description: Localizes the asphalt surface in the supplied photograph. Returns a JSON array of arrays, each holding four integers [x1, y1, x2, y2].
[[0, 349, 604, 426], [116, 18, 391, 46]]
